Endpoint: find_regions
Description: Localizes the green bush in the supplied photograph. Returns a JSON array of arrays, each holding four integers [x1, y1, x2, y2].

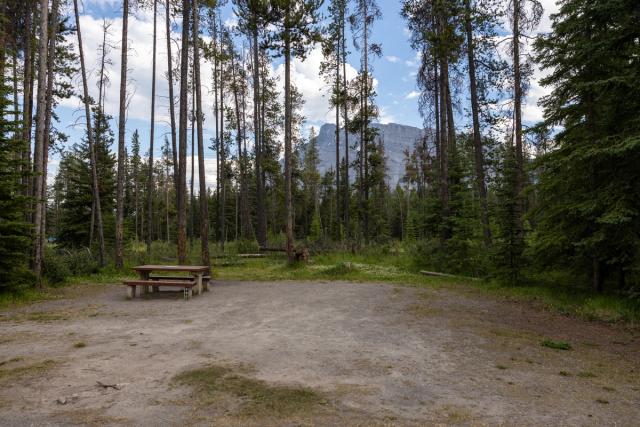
[[43, 247, 99, 284]]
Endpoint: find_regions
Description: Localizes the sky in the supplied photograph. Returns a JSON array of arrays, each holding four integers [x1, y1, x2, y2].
[[51, 0, 560, 185]]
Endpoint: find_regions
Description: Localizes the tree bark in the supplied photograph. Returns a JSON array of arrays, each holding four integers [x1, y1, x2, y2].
[[284, 8, 294, 262], [32, 0, 49, 282], [512, 0, 525, 241], [40, 0, 60, 273], [21, 1, 34, 202], [341, 7, 349, 238], [252, 29, 267, 248], [165, 0, 179, 199], [115, 0, 129, 268], [464, 0, 491, 247], [146, 0, 158, 256], [192, 0, 209, 268], [335, 38, 340, 239], [73, 0, 106, 266], [177, 0, 190, 263]]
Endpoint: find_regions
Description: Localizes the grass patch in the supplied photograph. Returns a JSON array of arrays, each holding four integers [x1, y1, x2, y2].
[[212, 250, 640, 325], [577, 371, 597, 378], [595, 398, 609, 404], [0, 359, 57, 383], [495, 364, 508, 370], [73, 341, 86, 348], [559, 371, 572, 377], [173, 364, 327, 418], [540, 339, 572, 350]]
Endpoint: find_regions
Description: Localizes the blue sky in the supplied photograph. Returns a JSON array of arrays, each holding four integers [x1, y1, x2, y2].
[[51, 0, 558, 183]]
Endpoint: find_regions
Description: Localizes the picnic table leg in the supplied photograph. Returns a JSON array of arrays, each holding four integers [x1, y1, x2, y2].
[[127, 285, 136, 299], [196, 273, 203, 295], [139, 271, 150, 295], [203, 273, 209, 292]]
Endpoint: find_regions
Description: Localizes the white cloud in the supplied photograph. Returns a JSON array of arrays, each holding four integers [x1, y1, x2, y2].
[[273, 44, 359, 125], [385, 55, 399, 63], [405, 91, 419, 100]]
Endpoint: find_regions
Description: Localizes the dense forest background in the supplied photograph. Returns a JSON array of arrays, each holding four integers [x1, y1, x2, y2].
[[0, 0, 639, 302]]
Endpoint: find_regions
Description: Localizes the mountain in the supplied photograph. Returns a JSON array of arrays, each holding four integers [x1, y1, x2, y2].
[[315, 122, 426, 185]]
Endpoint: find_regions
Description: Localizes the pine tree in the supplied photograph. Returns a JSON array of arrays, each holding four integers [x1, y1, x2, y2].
[[0, 51, 33, 290], [533, 0, 640, 292]]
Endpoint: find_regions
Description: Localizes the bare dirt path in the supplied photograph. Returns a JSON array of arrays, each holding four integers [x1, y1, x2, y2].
[[0, 280, 639, 426]]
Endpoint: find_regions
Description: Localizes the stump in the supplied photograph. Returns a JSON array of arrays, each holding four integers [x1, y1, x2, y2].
[[294, 246, 310, 262]]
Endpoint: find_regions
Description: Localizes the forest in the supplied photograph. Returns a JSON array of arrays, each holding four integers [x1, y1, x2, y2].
[[0, 0, 639, 305]]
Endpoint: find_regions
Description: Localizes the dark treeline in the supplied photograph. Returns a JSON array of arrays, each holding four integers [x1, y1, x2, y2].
[[0, 0, 639, 299]]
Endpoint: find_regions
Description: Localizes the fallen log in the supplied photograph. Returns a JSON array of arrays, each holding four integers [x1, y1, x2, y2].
[[420, 270, 480, 281]]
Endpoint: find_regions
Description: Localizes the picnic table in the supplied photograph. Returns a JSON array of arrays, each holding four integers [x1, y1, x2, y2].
[[123, 265, 210, 300]]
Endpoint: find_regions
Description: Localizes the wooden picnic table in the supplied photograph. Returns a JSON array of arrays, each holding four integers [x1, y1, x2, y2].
[[132, 265, 210, 297]]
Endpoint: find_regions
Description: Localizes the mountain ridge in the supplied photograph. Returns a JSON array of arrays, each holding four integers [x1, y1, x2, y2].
[[315, 122, 426, 184]]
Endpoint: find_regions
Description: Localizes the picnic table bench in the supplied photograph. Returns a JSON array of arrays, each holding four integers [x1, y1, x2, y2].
[[123, 265, 210, 300]]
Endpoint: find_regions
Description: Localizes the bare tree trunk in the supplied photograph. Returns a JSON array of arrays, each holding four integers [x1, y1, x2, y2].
[[32, 0, 49, 282], [362, 0, 369, 243], [464, 0, 491, 247], [146, 0, 158, 256], [284, 9, 293, 262], [252, 30, 266, 248], [39, 0, 60, 271], [213, 19, 220, 244], [341, 9, 349, 238], [189, 73, 195, 246], [512, 0, 525, 241], [192, 0, 209, 268], [165, 0, 179, 199], [219, 19, 226, 250], [22, 1, 33, 202], [230, 49, 251, 240], [73, 0, 106, 266], [115, 0, 129, 269], [177, 0, 190, 263], [335, 39, 340, 239]]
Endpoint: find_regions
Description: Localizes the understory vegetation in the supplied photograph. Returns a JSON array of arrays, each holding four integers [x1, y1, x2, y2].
[[1, 0, 639, 319]]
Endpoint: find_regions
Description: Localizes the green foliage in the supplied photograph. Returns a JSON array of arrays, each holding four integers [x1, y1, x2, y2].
[[533, 0, 640, 292], [43, 247, 100, 284], [0, 56, 33, 292], [540, 340, 572, 351], [491, 143, 526, 284]]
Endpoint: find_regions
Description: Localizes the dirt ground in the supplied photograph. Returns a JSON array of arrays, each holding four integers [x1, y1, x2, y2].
[[0, 280, 639, 426]]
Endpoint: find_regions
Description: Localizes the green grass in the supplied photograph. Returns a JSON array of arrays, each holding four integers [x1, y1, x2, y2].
[[212, 250, 640, 325], [540, 340, 572, 350], [73, 341, 86, 349], [3, 242, 638, 326], [173, 364, 327, 418]]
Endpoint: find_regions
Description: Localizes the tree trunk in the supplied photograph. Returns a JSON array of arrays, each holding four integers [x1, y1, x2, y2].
[[115, 0, 129, 269], [190, 73, 195, 245], [32, 0, 49, 282], [21, 1, 34, 203], [284, 10, 294, 262], [335, 39, 340, 239], [177, 0, 190, 263], [218, 20, 226, 250], [512, 0, 525, 241], [73, 0, 106, 266], [192, 0, 209, 268], [341, 8, 349, 238], [252, 29, 267, 248], [146, 0, 157, 256], [165, 0, 179, 200], [592, 258, 604, 293], [464, 0, 491, 247], [40, 0, 60, 272], [213, 19, 220, 243]]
